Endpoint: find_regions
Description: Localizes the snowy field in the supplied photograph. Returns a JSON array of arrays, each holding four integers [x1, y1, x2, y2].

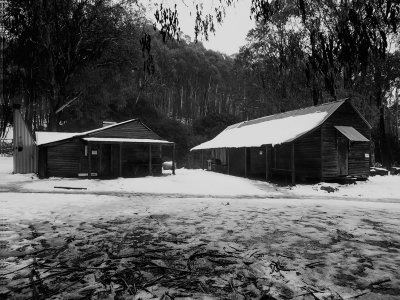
[[1, 157, 400, 299]]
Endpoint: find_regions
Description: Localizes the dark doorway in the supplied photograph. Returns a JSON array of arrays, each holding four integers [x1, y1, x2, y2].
[[99, 144, 111, 178], [246, 147, 251, 174], [338, 137, 348, 176], [110, 144, 121, 178]]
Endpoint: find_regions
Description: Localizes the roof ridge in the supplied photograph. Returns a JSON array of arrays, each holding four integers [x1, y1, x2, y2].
[[81, 118, 138, 136], [242, 98, 348, 125]]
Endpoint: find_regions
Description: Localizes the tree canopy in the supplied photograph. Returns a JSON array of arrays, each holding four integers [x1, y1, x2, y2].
[[1, 0, 400, 165]]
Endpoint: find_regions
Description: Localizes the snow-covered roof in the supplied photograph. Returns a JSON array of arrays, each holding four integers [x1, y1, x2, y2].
[[191, 100, 348, 150], [36, 119, 173, 146], [83, 137, 173, 144], [36, 132, 79, 146]]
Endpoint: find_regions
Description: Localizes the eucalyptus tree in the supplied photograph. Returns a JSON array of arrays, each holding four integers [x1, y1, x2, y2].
[[154, 0, 400, 166], [3, 0, 143, 130]]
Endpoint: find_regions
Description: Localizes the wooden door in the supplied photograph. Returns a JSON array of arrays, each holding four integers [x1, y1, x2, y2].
[[337, 138, 348, 176]]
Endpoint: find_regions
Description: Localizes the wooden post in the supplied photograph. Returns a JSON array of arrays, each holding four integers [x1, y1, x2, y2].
[[99, 145, 102, 177], [291, 143, 295, 185], [119, 143, 122, 177], [265, 145, 269, 181], [172, 143, 176, 175], [244, 147, 247, 178], [227, 148, 230, 175], [201, 150, 204, 170], [148, 144, 152, 175], [88, 143, 92, 179]]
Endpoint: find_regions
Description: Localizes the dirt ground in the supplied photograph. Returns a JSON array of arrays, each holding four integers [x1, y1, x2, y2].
[[1, 192, 400, 300]]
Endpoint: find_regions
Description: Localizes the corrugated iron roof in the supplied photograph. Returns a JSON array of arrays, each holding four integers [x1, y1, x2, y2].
[[36, 119, 173, 146], [36, 132, 79, 146], [192, 100, 351, 150], [334, 126, 369, 142], [237, 99, 346, 129]]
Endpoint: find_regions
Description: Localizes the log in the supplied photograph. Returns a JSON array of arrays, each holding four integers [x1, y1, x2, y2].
[[54, 186, 87, 190]]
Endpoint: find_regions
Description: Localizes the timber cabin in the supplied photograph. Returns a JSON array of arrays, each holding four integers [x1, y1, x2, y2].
[[35, 120, 174, 179], [191, 99, 371, 184], [11, 104, 174, 178]]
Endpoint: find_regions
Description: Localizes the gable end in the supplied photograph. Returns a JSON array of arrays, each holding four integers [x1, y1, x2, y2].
[[88, 120, 161, 140]]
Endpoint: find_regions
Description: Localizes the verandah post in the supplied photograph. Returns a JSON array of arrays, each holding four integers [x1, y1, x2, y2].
[[148, 144, 152, 175], [227, 148, 230, 175], [265, 145, 269, 181], [201, 150, 204, 170], [119, 143, 122, 177], [98, 145, 102, 177], [291, 143, 295, 185], [172, 143, 176, 175], [88, 143, 92, 179], [244, 147, 247, 178]]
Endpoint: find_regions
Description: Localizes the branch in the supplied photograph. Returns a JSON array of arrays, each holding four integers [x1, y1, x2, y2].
[[55, 92, 82, 114]]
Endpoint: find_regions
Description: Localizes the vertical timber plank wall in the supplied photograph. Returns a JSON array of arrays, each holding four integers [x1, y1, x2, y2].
[[229, 148, 246, 176], [294, 127, 322, 179], [151, 144, 162, 175], [46, 141, 81, 177], [274, 144, 291, 170], [348, 142, 370, 176], [321, 101, 370, 178], [38, 147, 47, 178], [248, 147, 267, 177]]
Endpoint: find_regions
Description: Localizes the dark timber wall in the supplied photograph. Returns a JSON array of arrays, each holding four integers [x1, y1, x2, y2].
[[247, 147, 266, 177], [40, 140, 163, 178], [321, 101, 370, 178], [228, 148, 246, 176], [294, 128, 322, 179], [46, 141, 81, 177]]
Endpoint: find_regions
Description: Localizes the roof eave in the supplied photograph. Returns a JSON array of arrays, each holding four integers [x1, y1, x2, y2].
[[348, 102, 373, 129]]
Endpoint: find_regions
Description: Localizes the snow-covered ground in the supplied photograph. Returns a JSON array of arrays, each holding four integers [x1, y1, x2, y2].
[[1, 157, 400, 299], [289, 176, 400, 200], [1, 193, 400, 299], [0, 156, 281, 197], [1, 156, 399, 200], [0, 157, 36, 189], [20, 169, 283, 197]]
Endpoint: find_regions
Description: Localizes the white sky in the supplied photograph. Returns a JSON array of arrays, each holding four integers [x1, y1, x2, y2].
[[145, 1, 255, 55]]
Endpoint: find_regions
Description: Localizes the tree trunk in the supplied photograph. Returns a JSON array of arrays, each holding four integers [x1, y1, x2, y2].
[[375, 64, 391, 169], [48, 105, 58, 131]]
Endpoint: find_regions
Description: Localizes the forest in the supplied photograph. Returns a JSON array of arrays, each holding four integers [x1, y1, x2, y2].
[[1, 0, 400, 166]]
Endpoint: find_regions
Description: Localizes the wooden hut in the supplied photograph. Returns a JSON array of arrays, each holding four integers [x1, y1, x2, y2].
[[191, 99, 371, 184], [36, 119, 174, 178]]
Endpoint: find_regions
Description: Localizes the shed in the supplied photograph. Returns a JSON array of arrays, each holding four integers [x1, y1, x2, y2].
[[191, 99, 371, 183], [36, 120, 174, 179]]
